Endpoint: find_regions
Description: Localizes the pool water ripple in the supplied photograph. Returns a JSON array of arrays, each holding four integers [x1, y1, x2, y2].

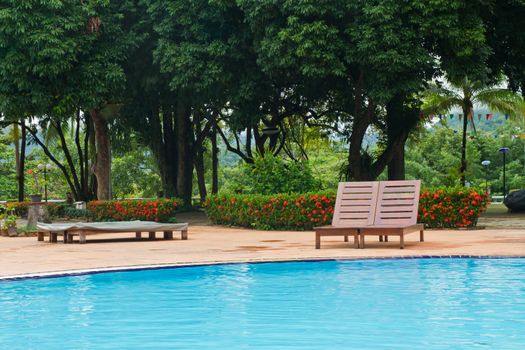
[[1, 258, 525, 349]]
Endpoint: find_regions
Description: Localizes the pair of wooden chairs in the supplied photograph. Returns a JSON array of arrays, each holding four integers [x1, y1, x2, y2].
[[315, 180, 424, 249]]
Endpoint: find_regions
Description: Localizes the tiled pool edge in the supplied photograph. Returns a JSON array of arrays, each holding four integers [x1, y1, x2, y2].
[[2, 254, 525, 282]]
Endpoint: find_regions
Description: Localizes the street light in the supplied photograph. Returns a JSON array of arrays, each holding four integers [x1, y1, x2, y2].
[[37, 163, 52, 202], [498, 147, 509, 198], [481, 160, 491, 194]]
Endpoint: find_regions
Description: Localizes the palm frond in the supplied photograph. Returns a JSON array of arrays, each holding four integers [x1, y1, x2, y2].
[[474, 88, 524, 116], [421, 85, 463, 115]]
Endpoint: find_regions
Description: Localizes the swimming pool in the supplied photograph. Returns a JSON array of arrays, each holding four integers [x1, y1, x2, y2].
[[1, 258, 525, 349]]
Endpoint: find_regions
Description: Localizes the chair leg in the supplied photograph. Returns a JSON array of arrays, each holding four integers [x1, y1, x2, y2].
[[344, 235, 348, 242], [420, 229, 424, 242], [37, 232, 44, 242], [400, 234, 404, 249], [385, 235, 388, 242], [181, 229, 188, 240], [354, 235, 359, 248], [148, 232, 156, 240], [379, 236, 383, 242], [360, 234, 365, 249], [315, 232, 321, 249], [135, 232, 142, 239]]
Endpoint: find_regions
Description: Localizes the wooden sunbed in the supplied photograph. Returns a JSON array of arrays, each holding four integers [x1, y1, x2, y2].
[[37, 221, 188, 244], [359, 180, 424, 249], [315, 180, 424, 249], [315, 181, 379, 249]]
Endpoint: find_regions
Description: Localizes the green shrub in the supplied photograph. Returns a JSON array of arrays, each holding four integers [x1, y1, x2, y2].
[[205, 187, 490, 230], [64, 207, 91, 219], [45, 203, 68, 218], [87, 199, 183, 222], [226, 154, 320, 194]]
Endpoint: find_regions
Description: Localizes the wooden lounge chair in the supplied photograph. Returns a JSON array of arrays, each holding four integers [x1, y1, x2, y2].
[[315, 181, 379, 249], [359, 180, 424, 249]]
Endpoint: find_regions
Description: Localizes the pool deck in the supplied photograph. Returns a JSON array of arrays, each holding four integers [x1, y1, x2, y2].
[[1, 212, 524, 280]]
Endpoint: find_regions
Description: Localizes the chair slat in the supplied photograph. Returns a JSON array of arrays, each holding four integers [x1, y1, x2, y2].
[[332, 181, 379, 227], [373, 180, 421, 227], [381, 193, 416, 199]]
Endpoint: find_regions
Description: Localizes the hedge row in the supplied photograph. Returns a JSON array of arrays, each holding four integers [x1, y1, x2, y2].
[[205, 192, 336, 230], [205, 188, 489, 230], [87, 199, 183, 222], [418, 188, 489, 228]]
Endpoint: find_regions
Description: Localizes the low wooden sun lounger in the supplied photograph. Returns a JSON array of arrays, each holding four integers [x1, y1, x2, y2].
[[315, 181, 379, 249], [37, 221, 188, 244], [315, 180, 424, 249], [359, 180, 424, 249]]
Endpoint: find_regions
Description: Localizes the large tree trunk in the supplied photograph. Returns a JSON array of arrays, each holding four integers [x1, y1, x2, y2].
[[90, 108, 112, 200], [175, 97, 193, 206], [346, 111, 374, 181], [460, 103, 472, 187], [388, 146, 405, 180], [211, 121, 219, 194], [194, 149, 207, 203], [193, 111, 207, 203], [87, 113, 98, 198], [17, 121, 26, 201], [386, 95, 409, 180], [146, 107, 178, 198]]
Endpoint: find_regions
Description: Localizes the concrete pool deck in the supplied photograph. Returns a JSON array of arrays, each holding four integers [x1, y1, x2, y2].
[[1, 211, 524, 279]]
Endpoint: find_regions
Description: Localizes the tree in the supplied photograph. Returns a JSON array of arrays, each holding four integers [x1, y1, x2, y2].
[[0, 129, 17, 199], [422, 77, 523, 186], [238, 0, 492, 181], [0, 0, 139, 200]]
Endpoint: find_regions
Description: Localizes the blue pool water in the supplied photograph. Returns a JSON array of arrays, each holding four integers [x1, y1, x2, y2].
[[1, 258, 525, 349]]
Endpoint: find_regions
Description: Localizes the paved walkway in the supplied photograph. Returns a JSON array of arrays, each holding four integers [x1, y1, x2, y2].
[[1, 212, 524, 279]]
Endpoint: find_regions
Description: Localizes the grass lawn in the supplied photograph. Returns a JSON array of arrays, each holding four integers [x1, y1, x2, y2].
[[478, 204, 525, 229]]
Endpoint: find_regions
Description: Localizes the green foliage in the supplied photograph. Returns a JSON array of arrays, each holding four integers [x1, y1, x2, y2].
[[205, 192, 336, 230], [45, 203, 69, 219], [0, 130, 17, 199], [406, 120, 525, 193], [224, 154, 320, 194], [112, 146, 161, 199], [16, 225, 37, 234], [63, 207, 90, 220], [87, 199, 183, 222], [1, 214, 17, 229]]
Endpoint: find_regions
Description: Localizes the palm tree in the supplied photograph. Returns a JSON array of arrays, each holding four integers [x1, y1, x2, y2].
[[423, 77, 524, 186]]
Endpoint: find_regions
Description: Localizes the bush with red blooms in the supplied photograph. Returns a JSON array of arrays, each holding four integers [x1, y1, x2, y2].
[[205, 187, 489, 230], [205, 192, 336, 230], [418, 188, 489, 228], [87, 199, 183, 222]]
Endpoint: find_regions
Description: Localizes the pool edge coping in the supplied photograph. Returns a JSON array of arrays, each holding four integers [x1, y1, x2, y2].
[[2, 254, 525, 282]]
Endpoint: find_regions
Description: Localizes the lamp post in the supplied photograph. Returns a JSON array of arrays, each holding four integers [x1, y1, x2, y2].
[[481, 160, 491, 194], [37, 163, 52, 202], [498, 147, 509, 198]]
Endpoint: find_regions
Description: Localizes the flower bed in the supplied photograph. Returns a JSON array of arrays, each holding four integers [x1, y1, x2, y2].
[[87, 199, 183, 222], [418, 188, 489, 228], [205, 187, 489, 230], [205, 192, 336, 230]]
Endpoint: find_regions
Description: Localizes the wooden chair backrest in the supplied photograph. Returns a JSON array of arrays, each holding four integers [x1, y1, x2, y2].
[[373, 180, 421, 227], [332, 181, 379, 227]]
